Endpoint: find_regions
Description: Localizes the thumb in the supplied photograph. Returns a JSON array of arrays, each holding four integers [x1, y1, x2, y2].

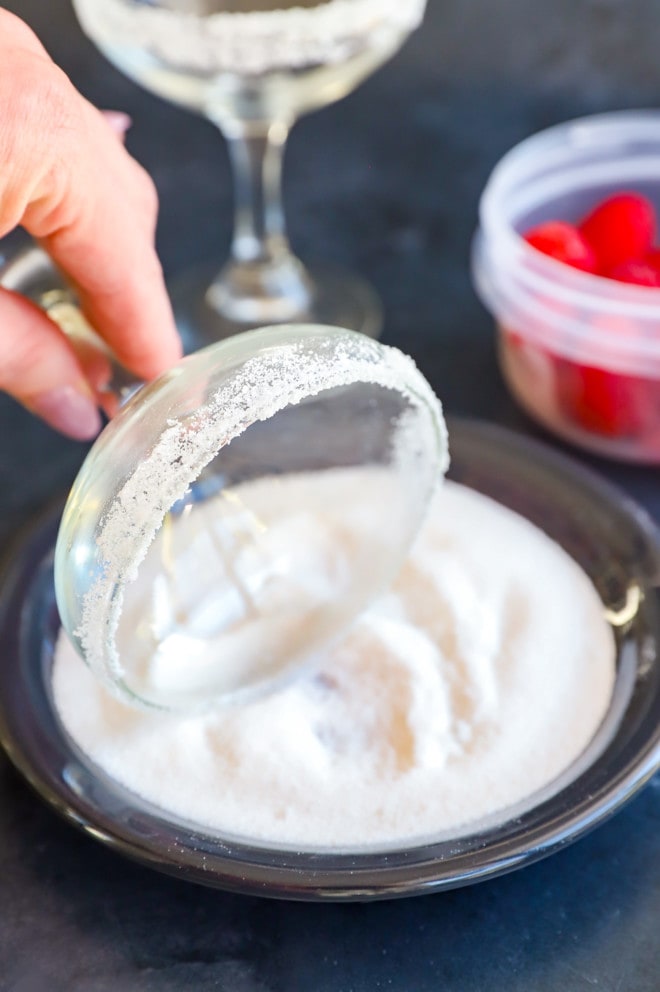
[[0, 287, 102, 440]]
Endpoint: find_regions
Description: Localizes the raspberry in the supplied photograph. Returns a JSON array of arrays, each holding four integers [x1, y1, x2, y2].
[[580, 193, 656, 273], [523, 221, 597, 272]]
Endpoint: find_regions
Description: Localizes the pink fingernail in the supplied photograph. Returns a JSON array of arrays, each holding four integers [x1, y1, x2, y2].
[[29, 386, 102, 441], [102, 110, 133, 137]]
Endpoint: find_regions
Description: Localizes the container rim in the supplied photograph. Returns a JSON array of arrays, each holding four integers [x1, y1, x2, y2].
[[478, 110, 660, 323]]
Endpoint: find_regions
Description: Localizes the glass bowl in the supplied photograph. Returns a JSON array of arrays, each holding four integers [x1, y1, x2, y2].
[[0, 419, 658, 900], [472, 110, 660, 464]]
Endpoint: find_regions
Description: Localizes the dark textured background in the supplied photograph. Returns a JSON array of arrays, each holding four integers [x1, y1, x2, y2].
[[0, 1, 659, 988]]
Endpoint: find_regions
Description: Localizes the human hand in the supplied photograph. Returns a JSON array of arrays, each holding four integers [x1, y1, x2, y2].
[[0, 9, 182, 440]]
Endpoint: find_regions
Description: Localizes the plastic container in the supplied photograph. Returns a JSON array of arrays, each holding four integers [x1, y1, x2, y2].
[[472, 110, 660, 463]]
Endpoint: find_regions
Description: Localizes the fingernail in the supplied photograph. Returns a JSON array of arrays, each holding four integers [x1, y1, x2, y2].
[[102, 110, 133, 137], [29, 386, 103, 441]]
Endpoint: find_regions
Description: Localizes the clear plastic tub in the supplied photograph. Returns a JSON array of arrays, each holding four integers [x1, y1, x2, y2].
[[472, 110, 660, 463]]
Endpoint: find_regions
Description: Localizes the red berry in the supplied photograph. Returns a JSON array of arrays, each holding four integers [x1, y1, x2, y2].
[[579, 193, 656, 273], [553, 310, 654, 437], [643, 248, 660, 272], [609, 259, 660, 287], [523, 221, 597, 272], [555, 360, 656, 438]]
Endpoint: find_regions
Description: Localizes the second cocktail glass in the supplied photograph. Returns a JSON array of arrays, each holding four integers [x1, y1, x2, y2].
[[73, 0, 428, 347]]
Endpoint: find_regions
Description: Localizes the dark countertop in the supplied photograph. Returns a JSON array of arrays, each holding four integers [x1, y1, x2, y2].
[[0, 1, 658, 989]]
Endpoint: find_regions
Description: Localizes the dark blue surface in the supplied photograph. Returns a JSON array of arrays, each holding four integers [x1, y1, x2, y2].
[[0, 1, 659, 988]]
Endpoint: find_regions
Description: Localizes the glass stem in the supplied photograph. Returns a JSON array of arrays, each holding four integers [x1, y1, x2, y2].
[[208, 122, 312, 324], [229, 122, 287, 265]]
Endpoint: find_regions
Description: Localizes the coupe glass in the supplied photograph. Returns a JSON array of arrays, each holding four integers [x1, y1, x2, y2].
[[72, 0, 427, 347], [53, 324, 447, 711], [0, 241, 447, 714]]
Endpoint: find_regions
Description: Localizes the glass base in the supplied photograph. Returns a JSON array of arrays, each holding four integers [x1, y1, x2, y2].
[[170, 262, 383, 353]]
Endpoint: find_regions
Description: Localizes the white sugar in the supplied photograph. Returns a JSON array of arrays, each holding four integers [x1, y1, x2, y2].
[[53, 476, 616, 849]]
